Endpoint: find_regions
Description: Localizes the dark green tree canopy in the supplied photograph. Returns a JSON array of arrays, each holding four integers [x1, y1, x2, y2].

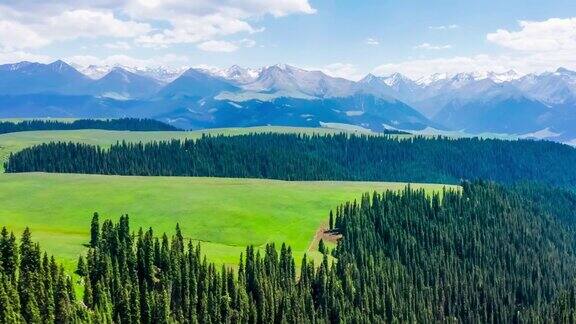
[[7, 133, 576, 187]]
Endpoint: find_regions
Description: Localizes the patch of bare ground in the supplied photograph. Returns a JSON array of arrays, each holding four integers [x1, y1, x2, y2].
[[307, 221, 342, 252]]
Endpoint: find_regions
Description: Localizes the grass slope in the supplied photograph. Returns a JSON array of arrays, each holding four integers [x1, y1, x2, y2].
[[0, 173, 450, 270]]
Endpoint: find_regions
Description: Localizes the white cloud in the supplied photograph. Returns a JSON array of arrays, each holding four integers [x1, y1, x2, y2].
[[196, 38, 256, 52], [135, 14, 259, 47], [238, 38, 256, 48], [414, 43, 452, 50], [365, 37, 379, 46], [230, 0, 317, 17], [320, 63, 363, 81], [0, 0, 315, 50], [487, 17, 576, 51], [428, 24, 459, 30], [373, 52, 576, 79], [374, 55, 497, 78], [377, 17, 576, 78], [47, 10, 151, 39], [0, 8, 151, 50], [0, 20, 49, 50], [121, 0, 314, 47], [0, 50, 52, 64], [66, 53, 190, 68], [104, 41, 132, 50], [197, 40, 239, 52]]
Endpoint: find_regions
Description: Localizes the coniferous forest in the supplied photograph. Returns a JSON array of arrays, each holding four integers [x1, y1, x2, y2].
[[6, 133, 576, 187], [6, 130, 576, 322], [0, 118, 179, 134], [3, 182, 576, 322]]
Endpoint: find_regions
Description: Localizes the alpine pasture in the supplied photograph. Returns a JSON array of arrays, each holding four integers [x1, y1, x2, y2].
[[0, 172, 449, 270]]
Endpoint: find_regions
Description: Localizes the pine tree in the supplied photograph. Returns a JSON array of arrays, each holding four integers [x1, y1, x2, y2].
[[318, 239, 326, 255], [0, 228, 18, 279], [75, 255, 87, 277], [90, 212, 100, 248]]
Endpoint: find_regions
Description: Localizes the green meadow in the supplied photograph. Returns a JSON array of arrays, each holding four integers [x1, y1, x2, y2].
[[0, 126, 423, 272], [0, 172, 450, 270]]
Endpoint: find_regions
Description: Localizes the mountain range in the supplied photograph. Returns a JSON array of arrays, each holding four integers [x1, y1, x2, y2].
[[0, 60, 575, 144]]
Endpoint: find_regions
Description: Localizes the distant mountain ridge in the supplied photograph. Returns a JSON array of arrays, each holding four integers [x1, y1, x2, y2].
[[1, 60, 576, 144]]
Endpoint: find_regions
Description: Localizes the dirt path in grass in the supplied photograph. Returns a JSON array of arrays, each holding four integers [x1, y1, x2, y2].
[[307, 221, 342, 253]]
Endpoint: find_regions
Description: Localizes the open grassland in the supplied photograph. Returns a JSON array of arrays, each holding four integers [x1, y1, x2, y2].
[[0, 126, 396, 171], [0, 172, 452, 270]]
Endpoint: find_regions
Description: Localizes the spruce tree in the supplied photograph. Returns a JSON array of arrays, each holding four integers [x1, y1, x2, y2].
[[90, 212, 100, 248]]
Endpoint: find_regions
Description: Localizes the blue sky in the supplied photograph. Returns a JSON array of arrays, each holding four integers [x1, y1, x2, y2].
[[1, 0, 575, 79]]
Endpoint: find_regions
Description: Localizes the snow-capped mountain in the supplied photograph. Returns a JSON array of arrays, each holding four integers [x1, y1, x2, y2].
[[202, 65, 261, 85], [130, 66, 188, 84], [487, 70, 521, 83], [2, 59, 576, 144], [0, 60, 91, 95], [75, 64, 113, 80], [513, 68, 576, 105], [378, 73, 422, 101], [240, 64, 356, 98], [354, 74, 397, 99], [75, 64, 188, 83], [158, 68, 239, 98], [86, 67, 163, 100], [416, 73, 449, 86]]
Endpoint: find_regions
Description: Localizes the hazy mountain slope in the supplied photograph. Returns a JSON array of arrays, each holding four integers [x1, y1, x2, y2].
[[434, 95, 551, 133], [150, 94, 436, 130], [513, 68, 576, 105], [86, 67, 163, 100], [158, 68, 239, 98], [0, 60, 91, 95], [0, 94, 137, 119], [1, 60, 576, 143], [241, 64, 356, 98]]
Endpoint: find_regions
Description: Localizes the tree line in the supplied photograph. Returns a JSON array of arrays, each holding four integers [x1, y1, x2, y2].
[[3, 182, 576, 322], [6, 133, 576, 187], [0, 118, 179, 134]]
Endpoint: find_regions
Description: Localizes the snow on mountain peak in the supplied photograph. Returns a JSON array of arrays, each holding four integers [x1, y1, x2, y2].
[[272, 63, 289, 71], [48, 60, 71, 72], [555, 67, 576, 75], [0, 61, 35, 72], [221, 65, 261, 84], [416, 73, 449, 86], [359, 73, 380, 84], [382, 73, 412, 87], [487, 70, 521, 83], [76, 64, 187, 83]]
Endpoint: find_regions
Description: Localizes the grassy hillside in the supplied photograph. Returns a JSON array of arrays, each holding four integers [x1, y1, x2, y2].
[[0, 172, 450, 270], [0, 126, 385, 171]]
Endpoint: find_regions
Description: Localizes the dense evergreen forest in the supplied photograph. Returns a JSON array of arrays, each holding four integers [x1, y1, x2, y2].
[[3, 182, 576, 322], [0, 118, 179, 134], [6, 133, 576, 187]]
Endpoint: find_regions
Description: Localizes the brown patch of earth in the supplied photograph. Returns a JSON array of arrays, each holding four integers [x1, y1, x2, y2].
[[307, 221, 342, 252]]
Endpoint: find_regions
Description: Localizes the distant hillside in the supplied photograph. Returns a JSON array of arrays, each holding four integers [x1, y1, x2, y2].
[[1, 60, 576, 143], [86, 67, 163, 100], [0, 118, 179, 134], [8, 134, 576, 187]]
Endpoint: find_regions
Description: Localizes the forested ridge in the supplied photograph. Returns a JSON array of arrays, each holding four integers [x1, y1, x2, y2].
[[0, 118, 179, 134], [3, 182, 576, 322], [6, 133, 576, 187]]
